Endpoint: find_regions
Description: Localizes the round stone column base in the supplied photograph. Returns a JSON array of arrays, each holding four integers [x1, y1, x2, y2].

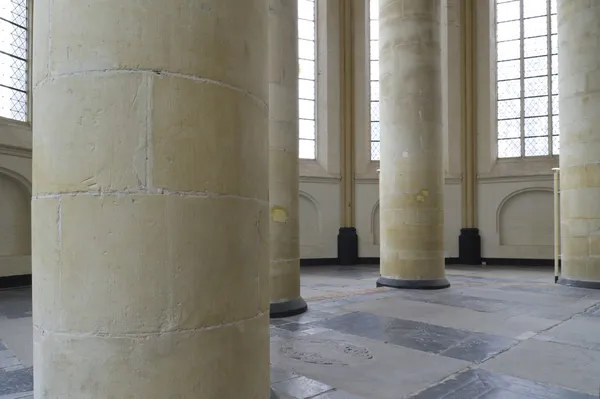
[[270, 297, 308, 318], [558, 277, 600, 290], [377, 276, 450, 290]]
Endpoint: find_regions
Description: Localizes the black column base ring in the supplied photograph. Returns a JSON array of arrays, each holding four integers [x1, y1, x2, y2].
[[270, 297, 308, 318], [376, 276, 450, 290], [558, 277, 600, 290]]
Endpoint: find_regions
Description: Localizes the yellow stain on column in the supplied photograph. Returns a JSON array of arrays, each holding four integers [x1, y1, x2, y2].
[[270, 206, 288, 223]]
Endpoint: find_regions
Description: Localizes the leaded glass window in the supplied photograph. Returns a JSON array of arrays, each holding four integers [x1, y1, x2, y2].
[[369, 0, 380, 160], [0, 0, 27, 122], [298, 0, 316, 159], [496, 0, 558, 158]]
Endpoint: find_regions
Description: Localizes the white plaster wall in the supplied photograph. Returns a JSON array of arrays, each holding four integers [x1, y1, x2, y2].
[[299, 180, 340, 258], [0, 117, 32, 277], [475, 0, 557, 260]]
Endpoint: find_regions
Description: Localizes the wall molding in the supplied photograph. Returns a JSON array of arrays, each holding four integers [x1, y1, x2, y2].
[[478, 174, 553, 184], [300, 175, 341, 184], [0, 145, 31, 159], [300, 257, 556, 267]]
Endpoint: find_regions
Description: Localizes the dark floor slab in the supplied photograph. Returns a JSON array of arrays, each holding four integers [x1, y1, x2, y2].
[[0, 366, 33, 396], [0, 287, 32, 319], [410, 368, 596, 399], [270, 366, 299, 384], [312, 312, 516, 362]]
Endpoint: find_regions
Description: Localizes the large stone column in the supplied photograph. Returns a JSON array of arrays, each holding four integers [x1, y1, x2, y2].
[[558, 0, 600, 289], [31, 1, 271, 397], [268, 0, 308, 318], [377, 0, 449, 290]]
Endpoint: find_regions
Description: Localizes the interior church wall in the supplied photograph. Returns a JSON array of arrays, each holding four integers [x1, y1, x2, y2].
[[475, 0, 557, 260], [0, 119, 32, 278]]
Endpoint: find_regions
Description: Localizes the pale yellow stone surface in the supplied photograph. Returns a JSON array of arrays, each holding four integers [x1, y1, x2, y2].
[[379, 0, 446, 281], [34, 314, 270, 399], [268, 0, 302, 303], [558, 0, 600, 283], [32, 0, 270, 396]]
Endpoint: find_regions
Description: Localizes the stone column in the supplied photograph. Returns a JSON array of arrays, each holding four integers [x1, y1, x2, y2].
[[558, 0, 600, 289], [32, 1, 271, 398], [268, 0, 308, 318], [377, 0, 450, 290]]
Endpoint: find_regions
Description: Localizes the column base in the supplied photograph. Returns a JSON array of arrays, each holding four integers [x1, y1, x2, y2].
[[376, 276, 450, 290], [558, 277, 600, 290], [271, 388, 278, 399], [458, 228, 481, 265], [270, 297, 308, 318], [337, 227, 358, 266]]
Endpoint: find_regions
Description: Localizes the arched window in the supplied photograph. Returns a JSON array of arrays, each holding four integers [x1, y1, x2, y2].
[[298, 0, 316, 159], [0, 0, 28, 122], [369, 0, 380, 161], [496, 0, 558, 158]]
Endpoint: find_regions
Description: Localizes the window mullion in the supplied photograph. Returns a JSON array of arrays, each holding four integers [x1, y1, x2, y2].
[[520, 0, 526, 157]]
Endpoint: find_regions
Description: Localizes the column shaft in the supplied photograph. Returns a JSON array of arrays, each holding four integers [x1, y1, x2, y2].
[[558, 0, 600, 289], [32, 1, 271, 397], [268, 0, 307, 318], [377, 0, 449, 289]]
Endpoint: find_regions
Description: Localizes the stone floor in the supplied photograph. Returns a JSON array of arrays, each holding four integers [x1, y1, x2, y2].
[[2, 265, 600, 398]]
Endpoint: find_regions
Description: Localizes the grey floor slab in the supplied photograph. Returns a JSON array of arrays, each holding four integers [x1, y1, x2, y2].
[[271, 329, 470, 399], [482, 338, 600, 395]]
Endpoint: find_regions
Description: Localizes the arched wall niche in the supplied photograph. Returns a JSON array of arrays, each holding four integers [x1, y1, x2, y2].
[[497, 188, 554, 247], [0, 170, 31, 256], [299, 191, 322, 248]]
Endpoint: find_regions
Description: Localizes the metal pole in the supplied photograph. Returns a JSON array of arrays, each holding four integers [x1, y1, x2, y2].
[[553, 167, 560, 283]]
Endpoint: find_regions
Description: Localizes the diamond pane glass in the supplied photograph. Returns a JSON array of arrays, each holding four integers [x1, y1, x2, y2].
[[0, 0, 28, 122], [524, 36, 548, 57], [552, 135, 559, 155], [524, 116, 548, 137], [497, 79, 521, 100], [524, 97, 549, 117], [370, 0, 380, 160], [552, 115, 559, 135], [298, 1, 316, 159], [524, 56, 548, 77], [498, 99, 521, 119], [371, 122, 380, 141], [551, 55, 558, 74], [551, 75, 558, 95], [498, 118, 521, 139], [498, 60, 521, 80], [370, 101, 379, 121], [371, 141, 381, 161], [498, 139, 521, 158], [524, 77, 548, 96], [524, 136, 549, 156], [496, 0, 558, 158]]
